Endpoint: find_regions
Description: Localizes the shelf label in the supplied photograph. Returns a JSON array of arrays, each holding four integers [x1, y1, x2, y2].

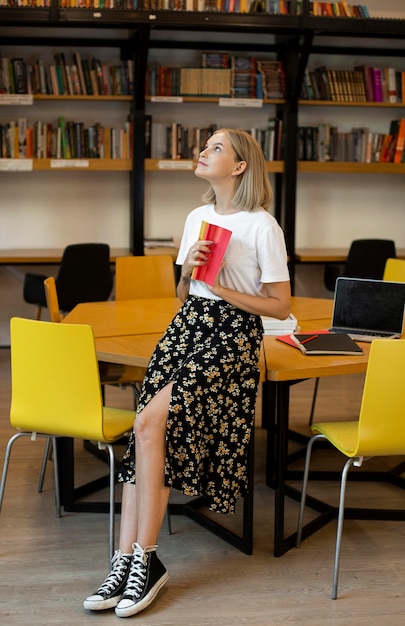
[[0, 159, 33, 171], [50, 159, 90, 168], [219, 98, 263, 108], [0, 94, 33, 106], [158, 160, 194, 170], [151, 96, 184, 103]]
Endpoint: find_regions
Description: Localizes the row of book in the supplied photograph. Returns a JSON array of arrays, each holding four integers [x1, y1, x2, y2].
[[4, 0, 299, 12], [0, 0, 374, 15], [308, 2, 370, 17], [0, 54, 134, 97], [298, 120, 405, 163], [301, 65, 405, 104], [151, 119, 284, 160], [0, 117, 133, 159], [148, 57, 285, 99]]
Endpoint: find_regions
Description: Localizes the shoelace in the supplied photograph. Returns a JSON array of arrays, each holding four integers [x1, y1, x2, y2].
[[97, 552, 130, 594], [122, 552, 147, 600]]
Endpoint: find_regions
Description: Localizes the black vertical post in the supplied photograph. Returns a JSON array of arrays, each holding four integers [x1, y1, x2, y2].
[[128, 26, 150, 256], [278, 32, 313, 292]]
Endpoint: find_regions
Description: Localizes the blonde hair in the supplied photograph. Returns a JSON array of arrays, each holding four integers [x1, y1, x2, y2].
[[202, 128, 273, 212]]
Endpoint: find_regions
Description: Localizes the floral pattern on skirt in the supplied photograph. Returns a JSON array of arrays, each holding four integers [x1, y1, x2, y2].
[[117, 295, 263, 515]]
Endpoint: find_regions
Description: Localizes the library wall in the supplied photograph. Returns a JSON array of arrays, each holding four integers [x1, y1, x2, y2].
[[1, 7, 405, 345]]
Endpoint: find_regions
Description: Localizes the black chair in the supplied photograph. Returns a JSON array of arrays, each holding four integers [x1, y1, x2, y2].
[[23, 243, 114, 319], [310, 238, 397, 426], [324, 238, 397, 293]]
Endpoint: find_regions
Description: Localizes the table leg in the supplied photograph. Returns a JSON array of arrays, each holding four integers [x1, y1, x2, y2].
[[265, 380, 335, 557]]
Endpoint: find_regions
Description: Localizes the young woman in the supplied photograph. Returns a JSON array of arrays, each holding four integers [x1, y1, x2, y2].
[[84, 128, 291, 618]]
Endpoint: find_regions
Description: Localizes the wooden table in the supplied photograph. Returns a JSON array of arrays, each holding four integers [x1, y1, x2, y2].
[[295, 247, 405, 264], [63, 295, 401, 557], [0, 246, 178, 264], [63, 298, 182, 337], [60, 296, 340, 555], [62, 297, 260, 553]]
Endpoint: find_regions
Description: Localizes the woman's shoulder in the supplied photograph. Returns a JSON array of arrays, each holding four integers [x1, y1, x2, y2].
[[243, 207, 280, 226]]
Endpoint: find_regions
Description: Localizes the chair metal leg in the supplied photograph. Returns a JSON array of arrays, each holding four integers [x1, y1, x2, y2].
[[38, 437, 52, 493], [52, 437, 62, 518], [98, 442, 116, 567], [296, 434, 326, 547], [165, 507, 172, 535], [332, 456, 360, 600], [309, 377, 320, 426], [0, 432, 26, 513]]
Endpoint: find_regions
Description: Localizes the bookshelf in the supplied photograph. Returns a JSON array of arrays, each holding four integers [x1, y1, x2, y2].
[[1, 3, 405, 287]]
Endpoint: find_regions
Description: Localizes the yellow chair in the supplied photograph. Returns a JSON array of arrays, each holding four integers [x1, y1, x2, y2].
[[115, 255, 176, 300], [296, 339, 405, 599], [383, 258, 405, 282], [0, 317, 136, 565], [37, 276, 145, 487], [309, 256, 405, 427]]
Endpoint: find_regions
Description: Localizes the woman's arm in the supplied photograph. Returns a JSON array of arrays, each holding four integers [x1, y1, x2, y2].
[[210, 280, 291, 320], [176, 240, 212, 302]]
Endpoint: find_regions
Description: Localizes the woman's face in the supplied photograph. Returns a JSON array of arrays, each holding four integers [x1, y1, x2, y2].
[[194, 132, 242, 183]]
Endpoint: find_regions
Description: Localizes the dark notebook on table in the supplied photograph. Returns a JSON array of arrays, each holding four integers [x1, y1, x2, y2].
[[290, 332, 363, 355], [330, 277, 405, 342]]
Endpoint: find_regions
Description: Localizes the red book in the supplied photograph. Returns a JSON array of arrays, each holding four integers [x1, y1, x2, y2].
[[277, 329, 331, 348], [394, 118, 405, 163], [372, 68, 383, 102], [191, 220, 232, 286]]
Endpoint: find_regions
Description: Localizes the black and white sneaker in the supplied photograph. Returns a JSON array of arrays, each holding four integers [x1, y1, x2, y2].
[[83, 550, 132, 611], [115, 542, 168, 618]]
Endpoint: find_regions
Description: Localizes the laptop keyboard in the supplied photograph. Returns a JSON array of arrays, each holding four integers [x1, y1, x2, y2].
[[330, 327, 397, 339]]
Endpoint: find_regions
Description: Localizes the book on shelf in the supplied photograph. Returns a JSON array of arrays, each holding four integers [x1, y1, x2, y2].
[[393, 118, 405, 164], [308, 2, 370, 17], [261, 313, 297, 336], [191, 221, 232, 286], [285, 332, 363, 356]]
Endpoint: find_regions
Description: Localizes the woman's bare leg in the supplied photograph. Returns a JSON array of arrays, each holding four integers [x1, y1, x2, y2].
[[118, 483, 138, 553], [118, 382, 173, 552]]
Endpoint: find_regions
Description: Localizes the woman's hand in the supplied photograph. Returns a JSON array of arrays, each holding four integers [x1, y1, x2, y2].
[[177, 239, 213, 302], [181, 239, 213, 278]]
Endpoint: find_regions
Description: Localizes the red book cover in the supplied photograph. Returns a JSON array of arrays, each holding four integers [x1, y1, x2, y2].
[[372, 67, 383, 102], [191, 220, 232, 286], [276, 329, 331, 348], [394, 118, 405, 163]]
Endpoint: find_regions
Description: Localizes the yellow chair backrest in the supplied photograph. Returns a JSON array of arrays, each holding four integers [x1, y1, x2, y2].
[[44, 276, 61, 323], [10, 317, 110, 441], [383, 258, 405, 282], [355, 339, 405, 457], [115, 255, 176, 300]]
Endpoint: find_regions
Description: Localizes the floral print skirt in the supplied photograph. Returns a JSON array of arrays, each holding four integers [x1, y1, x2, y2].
[[117, 295, 263, 515]]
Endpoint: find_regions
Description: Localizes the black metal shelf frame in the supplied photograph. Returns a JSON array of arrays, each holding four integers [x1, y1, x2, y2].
[[1, 8, 405, 286]]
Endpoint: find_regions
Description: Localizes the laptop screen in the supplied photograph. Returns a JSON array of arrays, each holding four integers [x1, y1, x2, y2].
[[332, 277, 405, 335]]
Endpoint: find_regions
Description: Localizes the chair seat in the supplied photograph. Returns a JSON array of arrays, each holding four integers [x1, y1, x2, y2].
[[312, 421, 359, 457], [102, 407, 135, 442]]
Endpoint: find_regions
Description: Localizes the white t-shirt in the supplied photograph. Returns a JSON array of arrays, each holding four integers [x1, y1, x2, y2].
[[176, 204, 290, 300]]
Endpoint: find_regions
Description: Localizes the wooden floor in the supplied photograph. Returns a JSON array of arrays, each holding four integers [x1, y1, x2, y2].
[[1, 346, 405, 625]]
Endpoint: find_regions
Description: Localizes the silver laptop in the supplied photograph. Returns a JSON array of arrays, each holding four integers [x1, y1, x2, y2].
[[330, 277, 405, 342]]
